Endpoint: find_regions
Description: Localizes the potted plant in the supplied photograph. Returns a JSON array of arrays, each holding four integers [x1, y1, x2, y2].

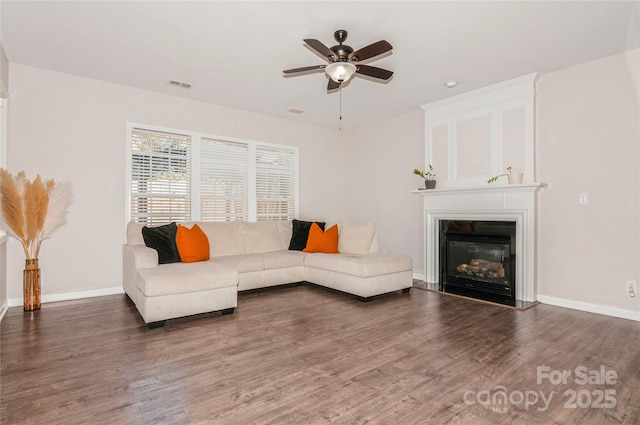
[[414, 165, 437, 189], [487, 166, 523, 184]]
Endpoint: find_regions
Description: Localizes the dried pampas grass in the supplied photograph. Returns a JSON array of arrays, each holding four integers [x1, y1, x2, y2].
[[0, 169, 73, 259], [0, 169, 25, 241], [41, 181, 73, 240]]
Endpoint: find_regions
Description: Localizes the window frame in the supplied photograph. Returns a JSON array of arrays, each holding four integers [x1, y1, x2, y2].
[[126, 122, 299, 224]]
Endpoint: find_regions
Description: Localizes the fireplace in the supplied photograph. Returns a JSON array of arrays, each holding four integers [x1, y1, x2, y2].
[[439, 220, 516, 306], [416, 73, 544, 303], [415, 183, 545, 304]]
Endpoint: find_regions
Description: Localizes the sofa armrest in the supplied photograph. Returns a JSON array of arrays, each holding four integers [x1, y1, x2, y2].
[[123, 244, 158, 301]]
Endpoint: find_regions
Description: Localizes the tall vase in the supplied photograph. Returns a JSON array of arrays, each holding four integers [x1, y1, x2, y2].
[[23, 259, 41, 311]]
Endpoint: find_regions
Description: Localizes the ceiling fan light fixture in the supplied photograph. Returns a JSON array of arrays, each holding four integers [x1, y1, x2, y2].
[[325, 62, 357, 83]]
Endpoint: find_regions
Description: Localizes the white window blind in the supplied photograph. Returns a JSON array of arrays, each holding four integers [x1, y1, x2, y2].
[[256, 146, 297, 221], [130, 128, 191, 225], [200, 138, 249, 221]]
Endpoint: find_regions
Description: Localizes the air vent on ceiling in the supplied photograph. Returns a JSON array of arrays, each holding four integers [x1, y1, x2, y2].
[[287, 108, 306, 114], [168, 80, 192, 89]]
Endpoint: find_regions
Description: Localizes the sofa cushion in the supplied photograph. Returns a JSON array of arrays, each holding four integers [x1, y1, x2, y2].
[[304, 252, 412, 278], [127, 221, 145, 245], [176, 224, 210, 263], [338, 221, 376, 255], [276, 221, 293, 250], [137, 261, 237, 297], [240, 221, 283, 254], [141, 222, 181, 264], [262, 250, 305, 269], [303, 223, 339, 254], [289, 219, 325, 251], [197, 221, 245, 257], [215, 254, 265, 273]]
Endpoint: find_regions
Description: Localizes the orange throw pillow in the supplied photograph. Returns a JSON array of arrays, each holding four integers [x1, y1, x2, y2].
[[175, 224, 210, 263], [303, 222, 339, 254]]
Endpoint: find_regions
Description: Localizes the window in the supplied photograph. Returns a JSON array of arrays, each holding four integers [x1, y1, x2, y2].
[[256, 146, 297, 221], [200, 138, 248, 221], [130, 129, 191, 225], [129, 125, 298, 224]]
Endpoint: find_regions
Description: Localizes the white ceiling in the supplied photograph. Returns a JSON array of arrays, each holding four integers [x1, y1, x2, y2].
[[2, 1, 639, 130]]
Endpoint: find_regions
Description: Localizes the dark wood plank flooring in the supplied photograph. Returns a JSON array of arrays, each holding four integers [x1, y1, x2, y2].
[[1, 284, 639, 424]]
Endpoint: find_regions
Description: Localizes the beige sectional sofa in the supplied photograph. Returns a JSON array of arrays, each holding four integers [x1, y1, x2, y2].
[[123, 220, 413, 328]]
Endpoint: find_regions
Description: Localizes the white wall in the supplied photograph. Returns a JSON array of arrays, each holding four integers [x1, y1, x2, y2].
[[0, 47, 7, 98], [536, 49, 640, 317], [344, 110, 425, 275], [5, 64, 347, 301]]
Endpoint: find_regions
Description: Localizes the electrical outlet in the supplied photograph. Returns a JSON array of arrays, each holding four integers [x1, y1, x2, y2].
[[627, 280, 637, 297], [579, 193, 589, 204]]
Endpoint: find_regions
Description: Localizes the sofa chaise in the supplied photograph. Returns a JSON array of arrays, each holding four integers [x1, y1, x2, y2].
[[123, 220, 413, 328]]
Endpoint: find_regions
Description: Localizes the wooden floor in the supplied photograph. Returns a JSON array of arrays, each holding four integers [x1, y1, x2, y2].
[[1, 284, 639, 425]]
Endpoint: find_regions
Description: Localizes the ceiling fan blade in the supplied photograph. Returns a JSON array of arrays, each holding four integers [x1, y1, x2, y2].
[[327, 78, 341, 91], [356, 65, 393, 80], [350, 40, 392, 62], [304, 38, 337, 61], [283, 65, 326, 74]]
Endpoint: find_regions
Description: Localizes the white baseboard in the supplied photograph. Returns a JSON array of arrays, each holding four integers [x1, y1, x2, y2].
[[413, 271, 426, 281], [0, 300, 9, 322], [7, 286, 125, 308], [537, 295, 640, 322]]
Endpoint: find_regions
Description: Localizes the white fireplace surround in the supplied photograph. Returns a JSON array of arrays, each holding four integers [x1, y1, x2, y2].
[[416, 183, 545, 303]]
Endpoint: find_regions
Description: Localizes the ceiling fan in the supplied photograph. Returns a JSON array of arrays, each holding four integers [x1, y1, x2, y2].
[[283, 30, 393, 91]]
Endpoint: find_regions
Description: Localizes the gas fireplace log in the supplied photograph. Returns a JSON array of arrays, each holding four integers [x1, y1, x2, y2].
[[456, 260, 505, 279], [470, 259, 503, 271]]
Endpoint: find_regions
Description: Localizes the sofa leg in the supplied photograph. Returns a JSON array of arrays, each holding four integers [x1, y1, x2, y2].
[[221, 308, 235, 315], [402, 287, 411, 293], [147, 320, 166, 329]]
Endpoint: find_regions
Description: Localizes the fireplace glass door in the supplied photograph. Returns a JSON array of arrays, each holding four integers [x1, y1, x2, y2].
[[440, 221, 516, 306]]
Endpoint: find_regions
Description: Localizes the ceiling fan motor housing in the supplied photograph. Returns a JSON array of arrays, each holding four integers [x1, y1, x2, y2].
[[331, 29, 353, 61], [330, 44, 354, 61]]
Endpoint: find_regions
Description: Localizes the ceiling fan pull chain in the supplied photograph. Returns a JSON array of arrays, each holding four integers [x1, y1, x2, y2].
[[339, 88, 343, 131]]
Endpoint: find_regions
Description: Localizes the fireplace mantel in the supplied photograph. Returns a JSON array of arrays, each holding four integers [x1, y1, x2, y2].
[[412, 182, 545, 196], [414, 183, 546, 302]]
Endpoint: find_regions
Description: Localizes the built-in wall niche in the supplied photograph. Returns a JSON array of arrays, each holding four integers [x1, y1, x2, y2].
[[421, 74, 537, 188]]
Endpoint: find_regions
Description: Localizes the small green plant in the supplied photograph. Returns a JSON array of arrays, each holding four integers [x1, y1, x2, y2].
[[413, 165, 436, 181], [487, 166, 512, 184]]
